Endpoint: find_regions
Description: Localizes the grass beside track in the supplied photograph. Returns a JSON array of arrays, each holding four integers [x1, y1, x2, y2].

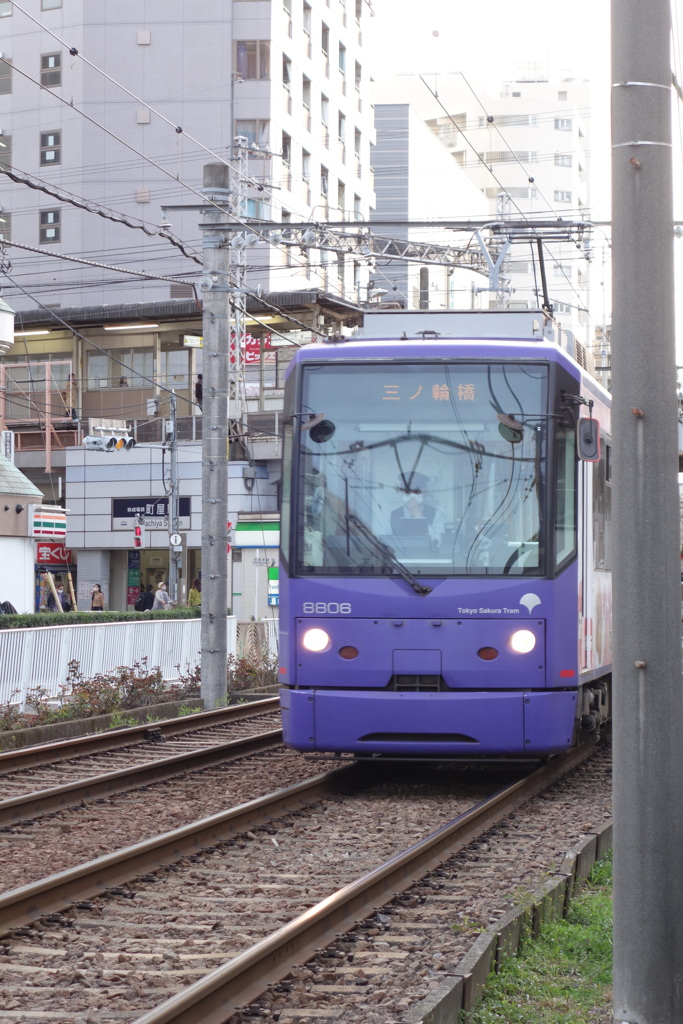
[[467, 855, 612, 1024]]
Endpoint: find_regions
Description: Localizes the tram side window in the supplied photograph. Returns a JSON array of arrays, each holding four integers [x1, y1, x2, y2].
[[554, 425, 577, 570], [593, 442, 612, 570], [280, 424, 293, 566]]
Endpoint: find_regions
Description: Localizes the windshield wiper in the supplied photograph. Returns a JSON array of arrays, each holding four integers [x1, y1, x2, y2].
[[345, 512, 432, 596]]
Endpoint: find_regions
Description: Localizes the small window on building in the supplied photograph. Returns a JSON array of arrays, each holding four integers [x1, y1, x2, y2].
[[0, 58, 12, 95], [282, 131, 291, 164], [303, 2, 311, 34], [554, 153, 572, 167], [338, 43, 346, 74], [558, 90, 568, 101], [555, 117, 573, 131], [554, 189, 572, 203], [39, 209, 61, 243], [320, 165, 328, 196], [41, 0, 62, 9], [282, 55, 292, 86], [321, 23, 329, 55], [0, 211, 10, 241], [0, 2, 12, 16], [234, 40, 270, 80], [41, 53, 61, 87], [40, 131, 61, 165], [235, 119, 270, 147]]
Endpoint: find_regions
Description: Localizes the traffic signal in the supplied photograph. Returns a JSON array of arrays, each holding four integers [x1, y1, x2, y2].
[[83, 435, 136, 451], [134, 518, 143, 548]]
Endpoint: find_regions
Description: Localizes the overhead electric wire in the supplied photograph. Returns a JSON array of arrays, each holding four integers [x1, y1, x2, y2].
[[0, 166, 202, 263]]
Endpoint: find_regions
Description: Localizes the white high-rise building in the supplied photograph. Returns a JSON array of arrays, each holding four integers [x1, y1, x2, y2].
[[373, 71, 595, 343], [0, 0, 375, 310]]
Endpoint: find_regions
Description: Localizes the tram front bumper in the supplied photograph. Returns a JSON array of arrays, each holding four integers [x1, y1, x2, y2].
[[280, 687, 578, 757]]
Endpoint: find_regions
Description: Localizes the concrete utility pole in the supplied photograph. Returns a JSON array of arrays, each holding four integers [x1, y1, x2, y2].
[[167, 391, 181, 604], [611, 1, 683, 1020], [199, 164, 232, 709]]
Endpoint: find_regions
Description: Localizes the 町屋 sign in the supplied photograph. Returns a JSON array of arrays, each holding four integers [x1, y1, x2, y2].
[[112, 497, 191, 531]]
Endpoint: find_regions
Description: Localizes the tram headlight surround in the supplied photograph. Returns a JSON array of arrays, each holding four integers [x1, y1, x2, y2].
[[302, 627, 331, 653], [509, 629, 536, 654]]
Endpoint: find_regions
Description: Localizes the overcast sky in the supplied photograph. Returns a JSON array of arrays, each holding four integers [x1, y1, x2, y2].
[[368, 0, 611, 82]]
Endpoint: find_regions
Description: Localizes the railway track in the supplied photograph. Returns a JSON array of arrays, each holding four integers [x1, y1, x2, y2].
[[0, 697, 280, 776], [0, 739, 610, 1024], [0, 700, 282, 821]]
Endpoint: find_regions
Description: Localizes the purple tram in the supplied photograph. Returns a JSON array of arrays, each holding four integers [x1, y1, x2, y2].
[[278, 311, 612, 759]]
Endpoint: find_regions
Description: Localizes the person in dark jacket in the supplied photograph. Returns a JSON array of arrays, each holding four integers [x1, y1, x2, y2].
[[142, 584, 155, 610], [195, 374, 203, 410]]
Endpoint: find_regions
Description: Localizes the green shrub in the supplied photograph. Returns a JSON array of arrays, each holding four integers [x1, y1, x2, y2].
[[0, 608, 200, 630], [0, 657, 201, 733]]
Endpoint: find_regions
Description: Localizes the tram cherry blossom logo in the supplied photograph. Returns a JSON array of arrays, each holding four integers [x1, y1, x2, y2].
[[519, 593, 541, 613]]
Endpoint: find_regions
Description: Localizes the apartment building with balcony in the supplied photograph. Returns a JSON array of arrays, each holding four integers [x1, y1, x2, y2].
[[372, 71, 595, 344], [0, 1, 373, 612], [0, 0, 375, 308]]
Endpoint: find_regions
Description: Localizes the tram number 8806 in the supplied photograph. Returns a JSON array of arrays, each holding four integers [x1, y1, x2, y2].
[[302, 602, 352, 614]]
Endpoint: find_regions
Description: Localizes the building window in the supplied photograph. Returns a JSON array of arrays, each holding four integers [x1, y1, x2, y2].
[[39, 209, 61, 243], [235, 119, 270, 148], [281, 131, 291, 164], [321, 23, 329, 56], [554, 189, 572, 203], [42, 0, 62, 8], [302, 149, 310, 183], [303, 2, 311, 35], [555, 117, 573, 131], [302, 75, 311, 111], [553, 263, 572, 278], [40, 131, 61, 165], [0, 58, 11, 96], [337, 181, 346, 213], [234, 40, 270, 80], [353, 194, 361, 220], [338, 43, 346, 74], [41, 53, 62, 88], [554, 153, 572, 167], [320, 94, 329, 146], [0, 2, 12, 16], [558, 90, 568, 101], [87, 349, 154, 389], [0, 211, 10, 241], [0, 133, 11, 169], [354, 61, 361, 89], [320, 165, 328, 196], [282, 55, 292, 86]]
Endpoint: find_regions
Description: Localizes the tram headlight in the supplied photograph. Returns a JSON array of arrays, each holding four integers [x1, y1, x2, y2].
[[302, 628, 331, 653], [509, 629, 536, 654]]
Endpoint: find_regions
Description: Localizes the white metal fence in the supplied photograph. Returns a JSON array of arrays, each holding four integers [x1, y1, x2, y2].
[[0, 616, 282, 707], [0, 617, 214, 706]]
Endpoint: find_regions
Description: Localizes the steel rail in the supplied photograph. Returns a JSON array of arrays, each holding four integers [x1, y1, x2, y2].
[[0, 766, 354, 935], [130, 742, 599, 1024], [0, 697, 280, 772], [0, 728, 283, 825]]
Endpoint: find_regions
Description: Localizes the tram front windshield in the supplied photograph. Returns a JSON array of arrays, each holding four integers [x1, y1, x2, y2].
[[296, 361, 548, 578]]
